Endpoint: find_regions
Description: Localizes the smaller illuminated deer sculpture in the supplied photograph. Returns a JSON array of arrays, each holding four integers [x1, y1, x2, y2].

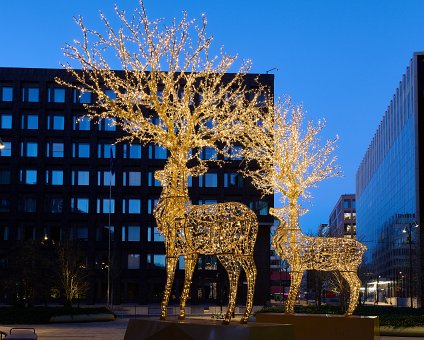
[[153, 161, 258, 325], [241, 99, 367, 316], [270, 207, 367, 315]]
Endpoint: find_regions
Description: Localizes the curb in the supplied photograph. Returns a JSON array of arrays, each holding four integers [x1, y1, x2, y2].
[[49, 313, 115, 323], [380, 326, 424, 337]]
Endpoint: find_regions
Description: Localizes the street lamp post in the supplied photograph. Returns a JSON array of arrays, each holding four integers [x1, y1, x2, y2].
[[403, 222, 419, 308]]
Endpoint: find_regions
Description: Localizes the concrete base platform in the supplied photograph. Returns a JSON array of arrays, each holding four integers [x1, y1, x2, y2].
[[255, 313, 380, 340], [124, 318, 294, 340]]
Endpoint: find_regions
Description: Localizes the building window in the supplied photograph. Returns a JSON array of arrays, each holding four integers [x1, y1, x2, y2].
[[96, 225, 114, 242], [249, 200, 268, 216], [45, 197, 63, 213], [20, 169, 37, 185], [48, 87, 66, 103], [0, 198, 10, 212], [0, 226, 9, 240], [148, 226, 164, 242], [122, 226, 141, 242], [22, 86, 39, 102], [46, 113, 65, 130], [225, 146, 243, 160], [128, 254, 140, 269], [20, 142, 38, 157], [147, 198, 159, 214], [224, 173, 243, 188], [21, 114, 38, 129], [123, 198, 141, 214], [352, 200, 356, 209], [148, 145, 167, 159], [73, 114, 90, 130], [123, 171, 142, 186], [199, 173, 218, 187], [104, 89, 117, 100], [0, 114, 12, 129], [71, 226, 88, 241], [343, 199, 350, 209], [98, 118, 116, 131], [98, 171, 115, 186], [97, 198, 115, 213], [73, 89, 92, 104], [46, 142, 64, 158], [200, 147, 217, 160], [198, 199, 218, 205], [344, 212, 351, 220], [72, 170, 90, 186], [19, 197, 37, 212], [98, 143, 116, 158], [0, 86, 13, 102], [0, 142, 11, 157], [71, 197, 89, 213], [0, 170, 11, 184], [123, 144, 142, 159], [72, 143, 90, 158], [147, 254, 166, 268], [45, 169, 64, 185]]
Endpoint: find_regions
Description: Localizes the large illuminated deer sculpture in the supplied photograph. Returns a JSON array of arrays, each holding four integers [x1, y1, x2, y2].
[[153, 160, 258, 325]]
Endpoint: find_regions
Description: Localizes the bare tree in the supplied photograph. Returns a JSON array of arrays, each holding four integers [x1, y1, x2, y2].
[[57, 0, 266, 176], [57, 242, 89, 307], [241, 98, 340, 228]]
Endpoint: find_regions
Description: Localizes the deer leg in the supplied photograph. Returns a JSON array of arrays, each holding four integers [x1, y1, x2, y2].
[[240, 256, 257, 324], [218, 255, 241, 325], [178, 254, 198, 320], [342, 271, 361, 316], [160, 256, 178, 320], [286, 270, 303, 314]]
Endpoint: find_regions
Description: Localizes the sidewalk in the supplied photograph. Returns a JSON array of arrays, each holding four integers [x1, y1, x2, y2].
[[1, 318, 422, 340]]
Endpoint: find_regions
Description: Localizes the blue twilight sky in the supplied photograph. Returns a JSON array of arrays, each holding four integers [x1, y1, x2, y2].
[[1, 0, 423, 234]]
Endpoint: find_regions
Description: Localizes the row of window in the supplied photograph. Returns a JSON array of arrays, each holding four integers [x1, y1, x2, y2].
[[0, 142, 159, 159], [0, 113, 116, 131], [0, 138, 241, 162], [0, 86, 100, 104], [0, 196, 268, 215], [1, 168, 244, 188]]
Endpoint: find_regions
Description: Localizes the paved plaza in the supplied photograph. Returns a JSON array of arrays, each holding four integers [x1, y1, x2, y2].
[[0, 318, 422, 340]]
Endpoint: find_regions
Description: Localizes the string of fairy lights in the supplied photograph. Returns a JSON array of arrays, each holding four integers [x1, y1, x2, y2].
[[59, 0, 367, 322]]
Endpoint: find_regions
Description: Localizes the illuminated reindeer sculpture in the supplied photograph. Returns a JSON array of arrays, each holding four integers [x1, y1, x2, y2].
[[270, 207, 367, 316], [241, 100, 367, 316], [153, 159, 258, 325]]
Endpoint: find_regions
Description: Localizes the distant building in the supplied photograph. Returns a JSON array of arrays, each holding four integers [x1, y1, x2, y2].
[[317, 223, 329, 237], [328, 194, 356, 238], [356, 52, 424, 307], [0, 67, 274, 306]]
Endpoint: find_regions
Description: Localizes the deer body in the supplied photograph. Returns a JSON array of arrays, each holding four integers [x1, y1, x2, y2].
[[271, 208, 366, 316], [153, 165, 258, 324]]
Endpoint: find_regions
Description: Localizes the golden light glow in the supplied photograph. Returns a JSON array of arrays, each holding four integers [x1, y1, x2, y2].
[[154, 161, 258, 324], [242, 99, 367, 316], [58, 0, 264, 324]]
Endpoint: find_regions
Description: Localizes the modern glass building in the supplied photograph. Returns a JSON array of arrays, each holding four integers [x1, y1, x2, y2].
[[356, 52, 424, 306], [0, 67, 274, 306]]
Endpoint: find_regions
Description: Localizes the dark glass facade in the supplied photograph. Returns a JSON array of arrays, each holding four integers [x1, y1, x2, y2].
[[356, 53, 423, 306], [0, 67, 274, 306]]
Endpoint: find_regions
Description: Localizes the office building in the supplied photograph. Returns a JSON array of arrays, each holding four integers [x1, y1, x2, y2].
[[328, 194, 356, 238], [356, 52, 424, 306], [0, 67, 274, 306]]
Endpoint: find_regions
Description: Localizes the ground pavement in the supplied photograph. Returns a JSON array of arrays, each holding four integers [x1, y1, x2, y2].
[[1, 318, 422, 340]]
